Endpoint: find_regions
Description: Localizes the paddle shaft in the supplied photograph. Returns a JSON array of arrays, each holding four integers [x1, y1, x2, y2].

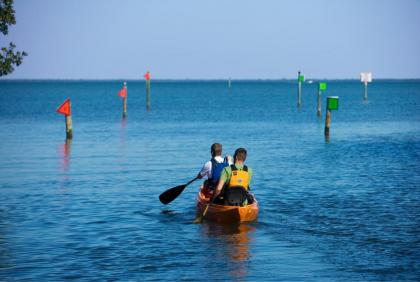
[[186, 176, 199, 187], [201, 204, 210, 218], [194, 197, 214, 224]]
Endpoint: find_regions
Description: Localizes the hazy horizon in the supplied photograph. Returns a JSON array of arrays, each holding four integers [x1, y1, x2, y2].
[[1, 77, 420, 81]]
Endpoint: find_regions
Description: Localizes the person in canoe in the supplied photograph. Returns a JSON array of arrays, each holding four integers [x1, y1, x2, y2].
[[213, 147, 254, 206], [197, 143, 232, 198]]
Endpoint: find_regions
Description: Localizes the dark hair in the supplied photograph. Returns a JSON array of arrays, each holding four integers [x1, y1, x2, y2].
[[234, 148, 247, 162], [211, 143, 222, 157]]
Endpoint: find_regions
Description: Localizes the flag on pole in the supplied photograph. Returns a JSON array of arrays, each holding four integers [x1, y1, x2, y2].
[[56, 98, 71, 116], [144, 71, 150, 81], [118, 87, 127, 98]]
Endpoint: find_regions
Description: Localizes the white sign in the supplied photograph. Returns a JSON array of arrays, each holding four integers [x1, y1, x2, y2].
[[360, 72, 372, 83]]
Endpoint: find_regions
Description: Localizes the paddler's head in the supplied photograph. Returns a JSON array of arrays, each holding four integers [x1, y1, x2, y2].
[[211, 143, 222, 158], [233, 148, 247, 164]]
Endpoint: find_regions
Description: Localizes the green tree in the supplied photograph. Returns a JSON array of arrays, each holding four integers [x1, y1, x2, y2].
[[0, 0, 27, 76]]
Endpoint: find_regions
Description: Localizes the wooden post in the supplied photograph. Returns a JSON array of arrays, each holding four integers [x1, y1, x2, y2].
[[324, 96, 338, 139], [122, 82, 127, 118], [317, 82, 327, 117], [324, 109, 331, 137], [297, 71, 302, 107], [145, 71, 151, 111], [364, 81, 368, 101], [317, 85, 322, 117], [65, 112, 73, 139], [146, 80, 150, 111]]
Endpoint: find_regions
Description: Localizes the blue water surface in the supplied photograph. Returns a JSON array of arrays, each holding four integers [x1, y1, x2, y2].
[[0, 79, 419, 281]]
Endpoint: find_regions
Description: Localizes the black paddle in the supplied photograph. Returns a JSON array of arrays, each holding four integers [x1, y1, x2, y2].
[[159, 176, 199, 205]]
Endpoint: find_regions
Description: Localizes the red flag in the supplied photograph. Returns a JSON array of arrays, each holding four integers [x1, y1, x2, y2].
[[118, 87, 127, 98], [144, 72, 150, 81], [56, 99, 71, 116]]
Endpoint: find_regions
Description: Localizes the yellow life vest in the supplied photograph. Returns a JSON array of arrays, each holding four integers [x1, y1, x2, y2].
[[227, 165, 249, 190]]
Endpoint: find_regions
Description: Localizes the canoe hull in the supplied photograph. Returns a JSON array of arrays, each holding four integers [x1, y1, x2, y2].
[[196, 190, 259, 224]]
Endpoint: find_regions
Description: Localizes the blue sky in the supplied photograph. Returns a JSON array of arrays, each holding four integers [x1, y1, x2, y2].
[[2, 0, 420, 79]]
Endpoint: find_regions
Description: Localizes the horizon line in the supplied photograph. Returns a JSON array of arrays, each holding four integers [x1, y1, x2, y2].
[[1, 77, 420, 81]]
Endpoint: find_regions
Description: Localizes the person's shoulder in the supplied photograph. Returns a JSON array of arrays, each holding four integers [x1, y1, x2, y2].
[[223, 165, 232, 172], [214, 156, 224, 163]]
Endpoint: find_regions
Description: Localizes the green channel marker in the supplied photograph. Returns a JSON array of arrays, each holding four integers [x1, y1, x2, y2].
[[327, 96, 339, 111], [297, 71, 303, 107], [319, 82, 327, 91]]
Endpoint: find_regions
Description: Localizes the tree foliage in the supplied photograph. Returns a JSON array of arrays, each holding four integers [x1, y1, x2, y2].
[[0, 0, 27, 77]]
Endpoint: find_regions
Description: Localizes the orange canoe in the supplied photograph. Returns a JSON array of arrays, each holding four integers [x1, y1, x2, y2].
[[196, 188, 259, 224]]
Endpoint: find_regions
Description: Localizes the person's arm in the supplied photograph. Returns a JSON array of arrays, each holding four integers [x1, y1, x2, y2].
[[248, 167, 253, 190], [249, 167, 253, 183], [198, 161, 211, 179], [225, 155, 233, 165], [213, 167, 229, 199], [213, 178, 225, 199]]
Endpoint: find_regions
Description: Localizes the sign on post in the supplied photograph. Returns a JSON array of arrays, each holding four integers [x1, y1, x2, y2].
[[56, 98, 73, 139], [144, 71, 151, 81], [319, 82, 327, 91], [360, 72, 372, 100], [118, 85, 127, 98], [56, 98, 71, 116], [327, 96, 339, 111], [360, 72, 372, 83], [297, 71, 303, 107], [298, 75, 305, 82], [118, 82, 127, 118]]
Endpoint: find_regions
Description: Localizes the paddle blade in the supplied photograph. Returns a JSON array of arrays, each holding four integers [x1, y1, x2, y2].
[[193, 215, 204, 224], [159, 184, 186, 205]]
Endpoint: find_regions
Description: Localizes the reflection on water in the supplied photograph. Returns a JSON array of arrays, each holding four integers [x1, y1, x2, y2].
[[201, 223, 255, 280], [58, 138, 72, 172], [58, 138, 72, 192], [324, 134, 330, 143], [120, 116, 127, 130]]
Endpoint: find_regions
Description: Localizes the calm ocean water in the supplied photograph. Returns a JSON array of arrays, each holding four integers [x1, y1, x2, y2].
[[0, 79, 419, 281]]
